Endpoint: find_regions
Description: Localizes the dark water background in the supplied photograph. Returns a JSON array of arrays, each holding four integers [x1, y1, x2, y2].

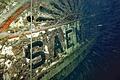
[[64, 0, 120, 80]]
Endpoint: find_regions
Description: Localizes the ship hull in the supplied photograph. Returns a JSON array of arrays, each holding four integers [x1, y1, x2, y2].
[[40, 38, 96, 80]]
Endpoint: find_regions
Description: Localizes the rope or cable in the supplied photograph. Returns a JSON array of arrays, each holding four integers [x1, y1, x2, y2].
[[30, 0, 33, 79]]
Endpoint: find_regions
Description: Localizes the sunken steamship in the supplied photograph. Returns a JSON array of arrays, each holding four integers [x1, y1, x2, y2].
[[0, 0, 98, 80]]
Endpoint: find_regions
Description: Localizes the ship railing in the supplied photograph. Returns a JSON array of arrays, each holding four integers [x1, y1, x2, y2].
[[0, 19, 79, 41]]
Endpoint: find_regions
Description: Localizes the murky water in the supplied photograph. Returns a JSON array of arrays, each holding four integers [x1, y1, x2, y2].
[[65, 0, 120, 80]]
